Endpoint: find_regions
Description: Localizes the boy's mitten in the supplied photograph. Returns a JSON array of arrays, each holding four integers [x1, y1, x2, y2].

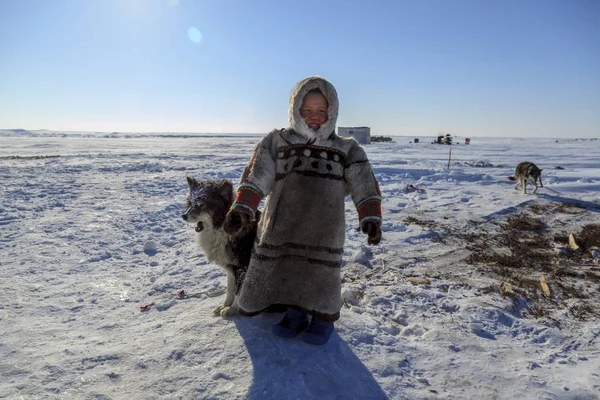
[[362, 221, 382, 245], [223, 208, 253, 236]]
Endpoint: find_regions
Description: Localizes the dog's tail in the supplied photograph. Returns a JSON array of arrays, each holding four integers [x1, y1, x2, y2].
[[508, 176, 516, 181]]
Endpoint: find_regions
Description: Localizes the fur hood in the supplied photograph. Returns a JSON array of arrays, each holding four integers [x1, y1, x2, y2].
[[288, 76, 339, 140]]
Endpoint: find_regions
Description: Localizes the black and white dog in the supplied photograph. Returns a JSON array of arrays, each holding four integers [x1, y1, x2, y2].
[[508, 162, 544, 194], [182, 177, 258, 316]]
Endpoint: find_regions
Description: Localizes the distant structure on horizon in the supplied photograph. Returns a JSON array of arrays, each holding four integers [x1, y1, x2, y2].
[[338, 126, 371, 144], [433, 133, 453, 145]]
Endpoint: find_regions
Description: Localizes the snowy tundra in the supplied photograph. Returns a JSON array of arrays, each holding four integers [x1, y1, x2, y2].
[[1, 131, 599, 399]]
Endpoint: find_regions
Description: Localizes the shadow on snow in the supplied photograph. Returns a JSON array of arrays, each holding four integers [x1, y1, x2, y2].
[[233, 314, 390, 400]]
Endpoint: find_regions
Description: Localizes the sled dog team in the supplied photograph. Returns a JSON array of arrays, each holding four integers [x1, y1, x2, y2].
[[182, 76, 544, 345]]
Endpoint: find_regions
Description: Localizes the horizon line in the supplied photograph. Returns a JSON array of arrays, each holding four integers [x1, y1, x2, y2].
[[1, 128, 599, 140]]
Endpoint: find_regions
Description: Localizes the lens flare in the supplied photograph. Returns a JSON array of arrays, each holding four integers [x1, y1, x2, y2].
[[187, 27, 203, 44]]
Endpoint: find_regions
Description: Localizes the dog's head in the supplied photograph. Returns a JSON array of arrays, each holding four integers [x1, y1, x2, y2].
[[530, 166, 543, 186], [182, 177, 235, 232]]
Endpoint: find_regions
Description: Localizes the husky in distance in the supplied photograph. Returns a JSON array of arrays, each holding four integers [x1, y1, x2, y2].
[[508, 162, 544, 194], [182, 177, 259, 316]]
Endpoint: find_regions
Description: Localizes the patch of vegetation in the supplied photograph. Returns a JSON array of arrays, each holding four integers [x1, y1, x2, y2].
[[554, 202, 587, 215], [403, 216, 438, 229], [504, 214, 545, 232], [578, 224, 600, 250], [528, 202, 588, 216], [437, 202, 600, 322], [528, 203, 554, 215]]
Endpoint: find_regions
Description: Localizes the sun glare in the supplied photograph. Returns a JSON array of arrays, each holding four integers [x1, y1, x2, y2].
[[187, 26, 203, 44]]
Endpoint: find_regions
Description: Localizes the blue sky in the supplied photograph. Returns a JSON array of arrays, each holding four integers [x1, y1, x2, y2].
[[1, 0, 598, 137]]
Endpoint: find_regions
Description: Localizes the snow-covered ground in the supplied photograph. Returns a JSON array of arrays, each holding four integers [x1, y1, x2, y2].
[[1, 131, 599, 400]]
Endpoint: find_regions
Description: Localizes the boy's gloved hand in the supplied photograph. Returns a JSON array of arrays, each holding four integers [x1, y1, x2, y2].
[[362, 221, 382, 245], [223, 208, 253, 236]]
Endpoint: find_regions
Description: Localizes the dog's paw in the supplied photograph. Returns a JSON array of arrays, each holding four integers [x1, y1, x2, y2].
[[213, 305, 226, 315], [219, 306, 239, 317]]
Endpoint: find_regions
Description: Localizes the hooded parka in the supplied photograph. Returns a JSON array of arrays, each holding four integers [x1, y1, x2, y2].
[[231, 76, 382, 321]]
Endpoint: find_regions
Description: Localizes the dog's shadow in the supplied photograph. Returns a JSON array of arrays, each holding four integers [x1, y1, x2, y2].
[[233, 314, 389, 400]]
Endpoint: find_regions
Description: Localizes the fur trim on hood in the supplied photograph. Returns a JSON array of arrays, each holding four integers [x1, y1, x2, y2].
[[288, 76, 339, 140]]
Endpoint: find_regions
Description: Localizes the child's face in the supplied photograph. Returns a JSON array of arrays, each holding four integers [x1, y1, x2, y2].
[[300, 92, 328, 131]]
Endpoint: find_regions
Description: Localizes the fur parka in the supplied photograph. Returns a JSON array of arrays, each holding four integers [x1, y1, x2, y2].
[[231, 76, 382, 321]]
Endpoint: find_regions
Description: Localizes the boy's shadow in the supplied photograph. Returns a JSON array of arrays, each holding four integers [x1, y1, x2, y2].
[[233, 314, 389, 400]]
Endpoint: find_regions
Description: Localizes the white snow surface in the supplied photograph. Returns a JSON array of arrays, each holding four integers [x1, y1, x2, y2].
[[1, 132, 599, 400]]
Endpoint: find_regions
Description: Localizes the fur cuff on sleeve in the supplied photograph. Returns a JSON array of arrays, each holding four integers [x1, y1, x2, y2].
[[357, 196, 382, 228], [231, 183, 263, 219]]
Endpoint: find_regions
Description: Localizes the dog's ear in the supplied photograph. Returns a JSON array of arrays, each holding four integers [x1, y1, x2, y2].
[[539, 169, 543, 172], [218, 180, 234, 202], [186, 176, 196, 187]]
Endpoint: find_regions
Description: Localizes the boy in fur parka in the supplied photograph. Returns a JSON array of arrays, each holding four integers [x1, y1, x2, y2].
[[224, 76, 382, 345]]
